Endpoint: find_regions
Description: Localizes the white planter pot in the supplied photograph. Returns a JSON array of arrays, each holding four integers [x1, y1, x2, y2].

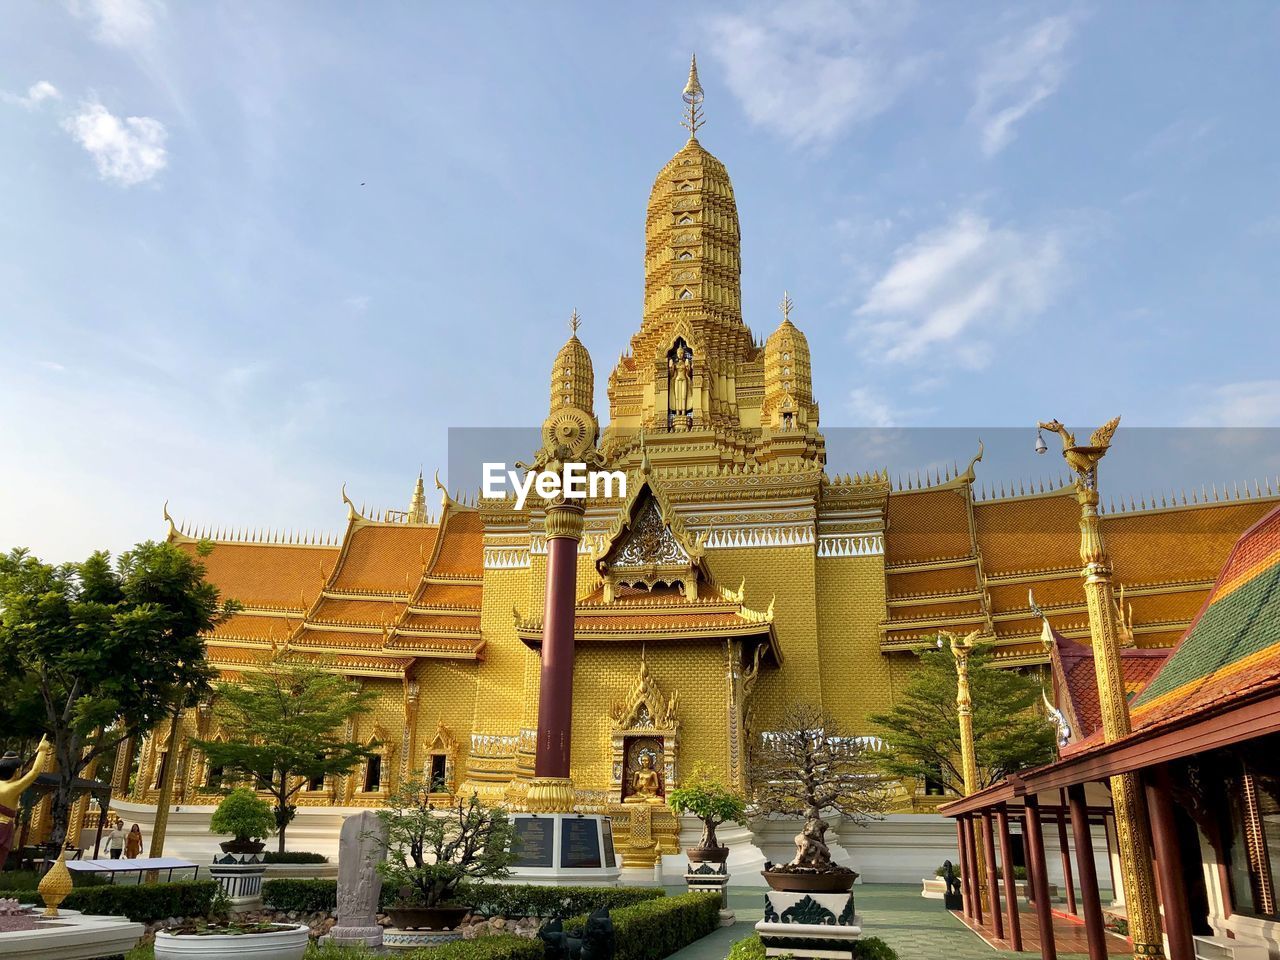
[[153, 923, 309, 960]]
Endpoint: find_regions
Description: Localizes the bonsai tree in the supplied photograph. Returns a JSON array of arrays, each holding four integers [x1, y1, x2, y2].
[[376, 779, 516, 909], [668, 765, 746, 854], [209, 787, 276, 851], [750, 702, 890, 875]]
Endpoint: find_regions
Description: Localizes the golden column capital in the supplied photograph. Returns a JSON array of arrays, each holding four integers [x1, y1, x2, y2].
[[544, 501, 586, 542]]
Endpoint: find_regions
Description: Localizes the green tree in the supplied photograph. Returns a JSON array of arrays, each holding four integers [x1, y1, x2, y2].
[[192, 648, 375, 852], [668, 765, 746, 852], [209, 787, 276, 845], [377, 781, 515, 908], [0, 542, 228, 846], [868, 640, 1058, 794]]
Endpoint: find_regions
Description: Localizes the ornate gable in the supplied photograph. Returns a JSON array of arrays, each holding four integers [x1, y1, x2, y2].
[[596, 472, 706, 601]]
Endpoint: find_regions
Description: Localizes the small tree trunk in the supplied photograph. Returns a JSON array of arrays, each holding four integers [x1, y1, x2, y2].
[[48, 780, 75, 849], [701, 819, 720, 850]]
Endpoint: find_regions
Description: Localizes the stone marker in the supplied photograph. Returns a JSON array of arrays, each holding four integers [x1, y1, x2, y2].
[[329, 810, 388, 948]]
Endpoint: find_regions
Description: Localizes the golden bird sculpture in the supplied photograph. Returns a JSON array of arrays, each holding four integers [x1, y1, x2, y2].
[[1037, 416, 1121, 482]]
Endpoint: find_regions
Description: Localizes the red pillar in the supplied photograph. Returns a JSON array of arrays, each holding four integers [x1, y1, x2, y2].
[[965, 814, 984, 924], [1058, 788, 1078, 915], [1068, 784, 1108, 960], [956, 818, 973, 917], [1024, 796, 1058, 960], [534, 505, 583, 778], [1147, 766, 1195, 960], [983, 810, 1005, 939], [997, 805, 1024, 951]]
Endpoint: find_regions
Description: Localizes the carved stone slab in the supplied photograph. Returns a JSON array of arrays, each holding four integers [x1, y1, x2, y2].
[[330, 810, 388, 948]]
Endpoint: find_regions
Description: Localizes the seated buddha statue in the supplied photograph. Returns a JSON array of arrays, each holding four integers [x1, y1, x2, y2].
[[625, 752, 663, 804]]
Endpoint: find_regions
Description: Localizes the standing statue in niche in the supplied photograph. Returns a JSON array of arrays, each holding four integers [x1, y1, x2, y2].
[[668, 343, 693, 429]]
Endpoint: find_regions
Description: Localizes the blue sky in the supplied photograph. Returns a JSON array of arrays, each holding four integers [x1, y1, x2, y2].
[[3, 1, 1279, 561]]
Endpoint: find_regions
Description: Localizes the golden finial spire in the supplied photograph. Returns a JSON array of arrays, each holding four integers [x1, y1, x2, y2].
[[681, 54, 704, 138], [780, 290, 793, 324], [408, 470, 427, 524], [569, 308, 581, 336]]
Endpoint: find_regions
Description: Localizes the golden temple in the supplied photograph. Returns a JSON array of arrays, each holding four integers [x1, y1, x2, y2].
[[118, 59, 1280, 832]]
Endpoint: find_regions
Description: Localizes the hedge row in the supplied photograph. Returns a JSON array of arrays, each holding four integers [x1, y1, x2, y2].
[[728, 933, 899, 960], [567, 892, 721, 960], [465, 882, 666, 919], [264, 850, 329, 864], [307, 932, 545, 960], [260, 879, 665, 919], [0, 880, 218, 924], [262, 878, 338, 913]]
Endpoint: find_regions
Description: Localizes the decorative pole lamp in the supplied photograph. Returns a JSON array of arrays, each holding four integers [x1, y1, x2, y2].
[[509, 311, 619, 884], [941, 629, 986, 911], [524, 491, 585, 815], [1036, 417, 1164, 957]]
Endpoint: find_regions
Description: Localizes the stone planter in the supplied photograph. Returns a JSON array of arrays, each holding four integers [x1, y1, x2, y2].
[[154, 923, 308, 960], [686, 845, 729, 864], [210, 850, 267, 909], [762, 869, 858, 894], [384, 905, 470, 931], [756, 889, 861, 960], [219, 840, 266, 856], [920, 876, 1058, 901]]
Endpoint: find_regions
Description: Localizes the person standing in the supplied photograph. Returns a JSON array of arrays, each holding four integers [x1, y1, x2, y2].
[[107, 818, 126, 859], [124, 823, 143, 859]]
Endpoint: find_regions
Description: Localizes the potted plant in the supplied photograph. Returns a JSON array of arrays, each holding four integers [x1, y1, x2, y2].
[[751, 703, 890, 893], [209, 787, 276, 855], [376, 779, 515, 931], [668, 766, 746, 863]]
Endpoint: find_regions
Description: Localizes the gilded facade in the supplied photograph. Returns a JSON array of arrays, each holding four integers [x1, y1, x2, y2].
[[127, 61, 1280, 817]]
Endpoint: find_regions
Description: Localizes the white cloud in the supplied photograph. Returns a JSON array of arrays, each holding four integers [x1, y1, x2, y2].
[[68, 0, 161, 47], [706, 0, 923, 147], [1187, 381, 1280, 427], [36, 360, 67, 373], [847, 386, 898, 427], [1, 81, 61, 110], [855, 210, 1063, 366], [61, 100, 168, 186], [971, 15, 1077, 156]]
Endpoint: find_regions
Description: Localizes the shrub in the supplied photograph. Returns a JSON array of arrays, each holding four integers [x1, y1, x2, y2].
[[263, 877, 338, 913], [264, 850, 329, 864], [568, 892, 720, 960], [464, 882, 665, 919], [49, 880, 218, 923], [403, 934, 545, 960], [0, 869, 41, 891], [728, 934, 897, 960], [209, 787, 276, 843]]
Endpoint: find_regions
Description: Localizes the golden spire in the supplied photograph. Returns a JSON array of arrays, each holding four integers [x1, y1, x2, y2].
[[408, 470, 427, 524], [569, 308, 582, 337], [681, 54, 704, 138], [780, 290, 793, 325]]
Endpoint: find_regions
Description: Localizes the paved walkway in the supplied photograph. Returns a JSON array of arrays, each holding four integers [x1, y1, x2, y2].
[[667, 884, 1129, 960]]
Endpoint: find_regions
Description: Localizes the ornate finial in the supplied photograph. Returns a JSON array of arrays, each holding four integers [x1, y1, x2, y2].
[[780, 290, 793, 324], [341, 482, 358, 520], [639, 429, 651, 477], [408, 470, 428, 524], [162, 500, 178, 538], [681, 54, 704, 137], [569, 309, 581, 336]]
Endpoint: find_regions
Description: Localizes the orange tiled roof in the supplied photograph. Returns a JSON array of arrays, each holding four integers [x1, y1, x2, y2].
[[429, 510, 484, 579], [885, 488, 973, 565], [329, 522, 439, 594], [1046, 626, 1170, 747], [177, 540, 337, 611]]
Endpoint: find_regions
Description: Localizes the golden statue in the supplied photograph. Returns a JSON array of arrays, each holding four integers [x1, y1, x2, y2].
[[625, 751, 663, 804], [0, 737, 51, 866], [1037, 416, 1121, 486], [669, 345, 692, 425]]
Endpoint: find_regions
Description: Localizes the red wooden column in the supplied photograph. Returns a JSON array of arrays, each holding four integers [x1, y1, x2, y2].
[[534, 502, 584, 782], [965, 814, 984, 924], [982, 810, 1005, 939], [997, 804, 1024, 950], [1147, 766, 1195, 960], [1057, 788, 1078, 915], [1068, 784, 1108, 960], [956, 818, 974, 917], [1024, 796, 1058, 960]]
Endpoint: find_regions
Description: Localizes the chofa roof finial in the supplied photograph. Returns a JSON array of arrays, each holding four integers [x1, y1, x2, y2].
[[681, 54, 704, 138]]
